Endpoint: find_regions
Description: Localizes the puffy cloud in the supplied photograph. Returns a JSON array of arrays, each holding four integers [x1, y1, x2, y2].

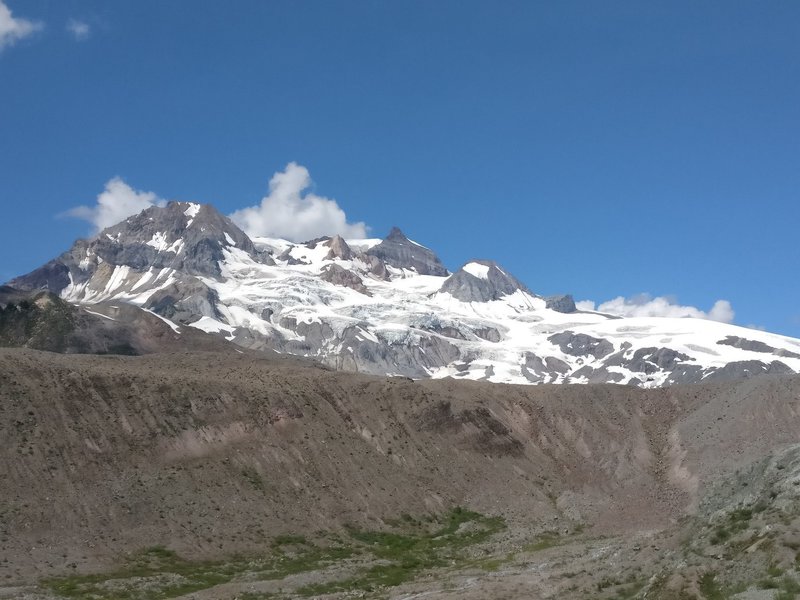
[[230, 162, 368, 242], [706, 299, 735, 323], [0, 1, 43, 51], [576, 294, 735, 324], [65, 177, 166, 233], [66, 19, 90, 41]]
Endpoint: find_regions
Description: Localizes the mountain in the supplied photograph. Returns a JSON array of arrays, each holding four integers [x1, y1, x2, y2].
[[7, 201, 800, 385]]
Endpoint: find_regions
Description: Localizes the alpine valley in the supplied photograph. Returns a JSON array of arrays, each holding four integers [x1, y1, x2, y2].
[[6, 201, 800, 386]]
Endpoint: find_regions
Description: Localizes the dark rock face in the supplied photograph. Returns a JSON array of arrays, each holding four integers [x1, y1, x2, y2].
[[319, 264, 371, 296], [474, 327, 502, 343], [0, 290, 231, 355], [545, 294, 577, 313], [9, 261, 71, 293], [570, 365, 626, 384], [521, 353, 570, 383], [418, 323, 467, 340], [439, 260, 530, 303], [97, 202, 266, 278], [366, 227, 448, 276], [146, 278, 221, 322], [548, 332, 614, 359], [703, 360, 794, 382], [626, 347, 693, 372], [664, 364, 707, 385], [295, 320, 336, 348], [277, 248, 308, 265], [364, 255, 389, 280], [328, 325, 460, 379], [10, 202, 273, 295], [718, 336, 800, 360], [325, 235, 353, 261]]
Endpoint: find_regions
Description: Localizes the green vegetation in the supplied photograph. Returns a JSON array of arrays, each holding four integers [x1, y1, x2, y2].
[[297, 506, 506, 596], [241, 466, 266, 491], [768, 575, 800, 600], [612, 580, 646, 599], [522, 531, 561, 552], [710, 506, 754, 545], [44, 546, 235, 600], [43, 541, 355, 599], [698, 573, 726, 600], [42, 507, 506, 600], [0, 294, 76, 352]]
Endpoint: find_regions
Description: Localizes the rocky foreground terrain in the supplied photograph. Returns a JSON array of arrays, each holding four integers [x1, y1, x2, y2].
[[2, 348, 800, 599]]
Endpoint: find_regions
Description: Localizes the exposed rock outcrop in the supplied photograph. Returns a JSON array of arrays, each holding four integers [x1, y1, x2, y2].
[[319, 264, 371, 296], [545, 294, 577, 313], [366, 227, 448, 276], [325, 235, 353, 261], [548, 331, 615, 359], [439, 260, 530, 303]]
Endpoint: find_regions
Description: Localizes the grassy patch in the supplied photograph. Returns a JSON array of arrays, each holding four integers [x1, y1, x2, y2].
[[711, 507, 754, 546], [698, 572, 726, 600], [44, 546, 237, 600], [297, 507, 506, 596], [42, 508, 506, 600], [241, 466, 265, 491], [523, 531, 561, 552], [775, 575, 800, 600], [43, 542, 353, 599], [612, 580, 646, 599]]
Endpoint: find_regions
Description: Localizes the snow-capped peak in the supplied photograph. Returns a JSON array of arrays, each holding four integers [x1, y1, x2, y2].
[[7, 203, 800, 388]]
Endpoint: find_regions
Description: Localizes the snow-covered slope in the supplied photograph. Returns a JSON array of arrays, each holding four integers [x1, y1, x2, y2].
[[9, 202, 800, 386]]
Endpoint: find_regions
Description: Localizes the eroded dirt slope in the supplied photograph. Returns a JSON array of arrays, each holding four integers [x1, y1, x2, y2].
[[1, 349, 800, 598]]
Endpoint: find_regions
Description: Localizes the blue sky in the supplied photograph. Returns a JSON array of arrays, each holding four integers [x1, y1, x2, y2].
[[1, 1, 798, 336]]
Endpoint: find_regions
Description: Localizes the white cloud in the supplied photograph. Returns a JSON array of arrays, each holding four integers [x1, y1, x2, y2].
[[65, 177, 166, 233], [229, 162, 368, 242], [576, 294, 735, 324], [66, 18, 90, 41], [0, 0, 43, 51]]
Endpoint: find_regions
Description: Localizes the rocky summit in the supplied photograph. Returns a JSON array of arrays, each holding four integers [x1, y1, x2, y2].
[[6, 201, 800, 385]]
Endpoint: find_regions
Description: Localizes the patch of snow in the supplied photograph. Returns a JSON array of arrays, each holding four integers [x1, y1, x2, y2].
[[462, 262, 490, 279], [142, 308, 180, 332], [131, 269, 155, 291], [167, 238, 184, 254], [146, 232, 170, 251], [103, 265, 131, 294], [189, 316, 234, 335], [82, 309, 116, 321], [183, 203, 201, 226]]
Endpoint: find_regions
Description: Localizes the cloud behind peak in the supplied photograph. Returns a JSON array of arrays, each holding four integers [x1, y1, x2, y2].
[[65, 177, 166, 233], [229, 162, 368, 242]]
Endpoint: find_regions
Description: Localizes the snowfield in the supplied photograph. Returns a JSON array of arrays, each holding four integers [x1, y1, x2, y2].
[[12, 201, 799, 387]]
